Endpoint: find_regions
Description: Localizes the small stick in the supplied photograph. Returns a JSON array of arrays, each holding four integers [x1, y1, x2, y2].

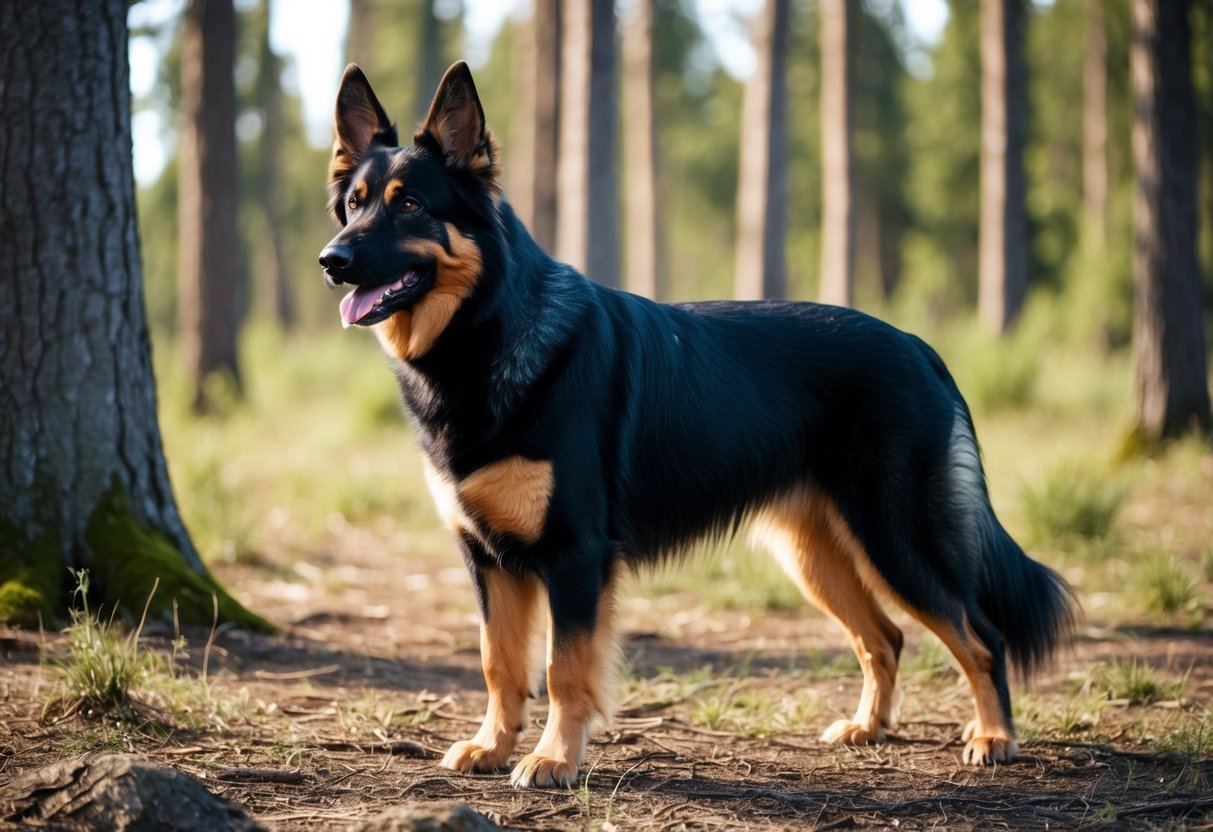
[[213, 767, 305, 784]]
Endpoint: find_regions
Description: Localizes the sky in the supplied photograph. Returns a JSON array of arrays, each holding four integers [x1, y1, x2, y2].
[[128, 0, 950, 185]]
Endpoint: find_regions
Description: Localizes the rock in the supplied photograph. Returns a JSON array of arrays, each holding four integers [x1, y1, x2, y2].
[[0, 753, 261, 831], [352, 801, 504, 832]]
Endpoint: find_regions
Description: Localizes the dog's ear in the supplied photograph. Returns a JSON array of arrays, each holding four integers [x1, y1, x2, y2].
[[415, 61, 499, 179], [328, 64, 396, 222]]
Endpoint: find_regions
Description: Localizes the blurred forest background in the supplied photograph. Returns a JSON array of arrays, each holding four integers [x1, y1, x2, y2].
[[123, 0, 1212, 617], [132, 0, 1213, 410]]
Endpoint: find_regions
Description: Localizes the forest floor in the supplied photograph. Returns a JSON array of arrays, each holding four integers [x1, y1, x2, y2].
[[2, 514, 1211, 831]]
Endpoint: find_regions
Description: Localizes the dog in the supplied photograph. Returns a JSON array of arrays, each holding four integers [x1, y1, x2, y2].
[[319, 61, 1075, 788]]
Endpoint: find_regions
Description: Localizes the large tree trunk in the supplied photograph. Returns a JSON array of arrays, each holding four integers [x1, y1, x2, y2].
[[0, 0, 266, 629], [819, 0, 856, 307], [978, 0, 1028, 332], [511, 0, 561, 252], [1082, 0, 1108, 243], [254, 0, 294, 328], [413, 1, 443, 126], [734, 0, 790, 300], [179, 0, 243, 411], [557, 0, 620, 288], [1130, 0, 1212, 443], [622, 0, 661, 299]]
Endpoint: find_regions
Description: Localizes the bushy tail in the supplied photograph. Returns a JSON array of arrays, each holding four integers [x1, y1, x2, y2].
[[979, 521, 1078, 678]]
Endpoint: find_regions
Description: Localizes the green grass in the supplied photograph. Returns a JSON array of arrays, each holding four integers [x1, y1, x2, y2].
[[1083, 659, 1189, 706], [48, 570, 164, 717], [1135, 553, 1203, 618], [1020, 467, 1126, 547], [690, 683, 821, 738]]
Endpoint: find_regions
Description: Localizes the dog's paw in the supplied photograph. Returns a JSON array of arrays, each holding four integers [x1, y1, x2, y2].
[[961, 733, 1019, 765], [441, 740, 512, 773], [820, 719, 884, 745], [509, 753, 579, 788]]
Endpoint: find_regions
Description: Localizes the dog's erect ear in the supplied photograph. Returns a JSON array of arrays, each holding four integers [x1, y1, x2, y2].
[[415, 61, 498, 177], [328, 64, 396, 222]]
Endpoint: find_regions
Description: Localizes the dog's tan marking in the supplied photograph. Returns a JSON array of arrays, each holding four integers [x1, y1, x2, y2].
[[754, 488, 903, 744], [511, 572, 620, 788], [918, 612, 1018, 765], [458, 456, 553, 543], [354, 178, 368, 203], [384, 177, 404, 204], [442, 569, 542, 773], [374, 223, 482, 361]]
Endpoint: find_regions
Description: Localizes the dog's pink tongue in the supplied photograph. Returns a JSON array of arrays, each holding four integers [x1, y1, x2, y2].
[[339, 286, 381, 328]]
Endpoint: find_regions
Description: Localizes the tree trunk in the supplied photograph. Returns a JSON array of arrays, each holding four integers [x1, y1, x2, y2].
[[413, 1, 443, 126], [179, 0, 243, 411], [622, 0, 661, 300], [1130, 0, 1212, 444], [254, 0, 294, 328], [512, 0, 561, 252], [734, 0, 790, 300], [557, 0, 620, 288], [346, 0, 376, 71], [819, 0, 856, 307], [0, 0, 266, 629], [978, 0, 1028, 332], [1082, 0, 1108, 243]]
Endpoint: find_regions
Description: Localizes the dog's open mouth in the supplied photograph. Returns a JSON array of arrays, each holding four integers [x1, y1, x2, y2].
[[338, 270, 430, 328]]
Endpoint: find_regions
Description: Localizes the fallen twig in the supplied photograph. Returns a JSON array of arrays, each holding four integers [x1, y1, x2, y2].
[[212, 767, 305, 784]]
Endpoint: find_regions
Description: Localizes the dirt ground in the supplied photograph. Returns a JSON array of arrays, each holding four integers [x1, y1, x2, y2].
[[2, 520, 1211, 831]]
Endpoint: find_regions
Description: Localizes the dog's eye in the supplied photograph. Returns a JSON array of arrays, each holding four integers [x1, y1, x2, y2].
[[401, 198, 421, 214], [347, 196, 358, 211]]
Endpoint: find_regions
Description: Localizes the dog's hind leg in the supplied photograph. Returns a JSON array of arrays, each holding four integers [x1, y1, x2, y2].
[[914, 607, 1017, 765], [755, 490, 903, 745], [442, 566, 542, 773], [510, 563, 619, 788]]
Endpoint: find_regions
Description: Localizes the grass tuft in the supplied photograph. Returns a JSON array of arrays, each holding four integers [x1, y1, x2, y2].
[[1084, 659, 1189, 706], [1135, 553, 1202, 618], [49, 570, 163, 718], [1020, 467, 1126, 546]]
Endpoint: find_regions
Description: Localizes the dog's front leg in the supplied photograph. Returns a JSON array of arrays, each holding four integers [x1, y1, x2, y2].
[[510, 562, 618, 789], [442, 566, 541, 773]]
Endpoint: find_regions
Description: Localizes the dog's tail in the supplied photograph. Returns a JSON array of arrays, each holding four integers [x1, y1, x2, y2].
[[947, 405, 1077, 677], [978, 519, 1076, 677]]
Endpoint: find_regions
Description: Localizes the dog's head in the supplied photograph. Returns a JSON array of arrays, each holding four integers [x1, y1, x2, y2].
[[319, 62, 500, 360]]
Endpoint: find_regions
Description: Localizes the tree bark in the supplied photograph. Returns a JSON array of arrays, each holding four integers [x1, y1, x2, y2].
[[346, 0, 376, 71], [1130, 0, 1212, 443], [622, 0, 662, 300], [734, 0, 790, 300], [179, 0, 243, 411], [557, 0, 620, 288], [512, 0, 561, 252], [1083, 0, 1108, 243], [413, 0, 443, 126], [254, 0, 294, 328], [819, 0, 856, 307], [0, 0, 264, 629], [978, 0, 1028, 332]]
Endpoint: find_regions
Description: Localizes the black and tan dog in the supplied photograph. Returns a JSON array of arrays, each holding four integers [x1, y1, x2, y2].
[[319, 62, 1075, 788]]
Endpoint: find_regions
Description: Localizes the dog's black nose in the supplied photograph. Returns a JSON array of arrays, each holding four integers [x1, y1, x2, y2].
[[319, 244, 354, 272]]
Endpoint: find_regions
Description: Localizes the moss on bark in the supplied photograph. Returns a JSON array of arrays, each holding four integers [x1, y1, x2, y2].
[[85, 485, 273, 632], [0, 522, 62, 628]]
